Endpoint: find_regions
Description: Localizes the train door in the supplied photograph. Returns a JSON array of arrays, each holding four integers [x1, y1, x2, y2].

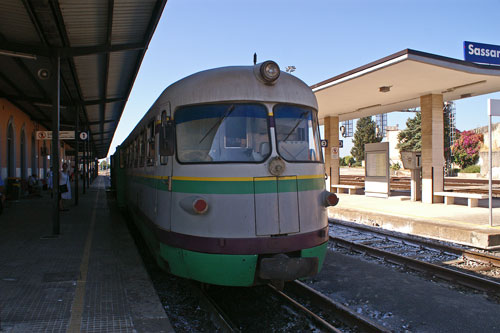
[[254, 175, 300, 235], [156, 107, 175, 231]]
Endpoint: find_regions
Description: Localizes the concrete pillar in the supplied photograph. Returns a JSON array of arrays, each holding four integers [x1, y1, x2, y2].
[[421, 94, 445, 204], [324, 116, 340, 188]]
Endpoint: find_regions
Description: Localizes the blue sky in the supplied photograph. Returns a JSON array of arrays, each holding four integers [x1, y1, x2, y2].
[[108, 0, 500, 157]]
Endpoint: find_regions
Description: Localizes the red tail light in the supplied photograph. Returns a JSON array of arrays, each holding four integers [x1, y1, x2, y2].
[[324, 192, 339, 207], [193, 198, 208, 214]]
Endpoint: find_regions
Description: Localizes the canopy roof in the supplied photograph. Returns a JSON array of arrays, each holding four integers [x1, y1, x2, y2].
[[0, 0, 167, 158], [312, 49, 500, 122]]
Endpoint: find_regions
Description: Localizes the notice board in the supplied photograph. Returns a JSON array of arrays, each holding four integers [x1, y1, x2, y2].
[[364, 142, 390, 198]]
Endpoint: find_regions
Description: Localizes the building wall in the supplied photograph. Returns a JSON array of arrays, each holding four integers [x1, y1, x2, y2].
[[476, 122, 500, 178], [387, 129, 402, 167], [0, 98, 73, 183]]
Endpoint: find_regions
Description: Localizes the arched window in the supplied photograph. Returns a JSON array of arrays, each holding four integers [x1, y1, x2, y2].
[[7, 122, 15, 177], [31, 132, 37, 177], [20, 128, 26, 179]]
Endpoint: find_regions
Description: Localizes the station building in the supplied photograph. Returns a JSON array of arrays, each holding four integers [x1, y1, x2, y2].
[[1, 98, 72, 182]]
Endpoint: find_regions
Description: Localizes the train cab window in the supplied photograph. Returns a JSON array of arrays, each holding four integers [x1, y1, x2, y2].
[[147, 121, 155, 166], [175, 103, 270, 163], [159, 110, 174, 164], [274, 104, 322, 162]]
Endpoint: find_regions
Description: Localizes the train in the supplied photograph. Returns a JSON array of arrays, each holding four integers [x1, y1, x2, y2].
[[111, 60, 338, 287]]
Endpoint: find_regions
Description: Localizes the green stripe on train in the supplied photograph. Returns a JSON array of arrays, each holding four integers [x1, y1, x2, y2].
[[130, 175, 325, 194]]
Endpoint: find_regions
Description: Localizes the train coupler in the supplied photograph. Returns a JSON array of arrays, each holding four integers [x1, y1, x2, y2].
[[258, 254, 318, 281]]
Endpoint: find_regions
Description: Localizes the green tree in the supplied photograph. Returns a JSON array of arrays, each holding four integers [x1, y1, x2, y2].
[[451, 130, 483, 169], [396, 112, 421, 152], [340, 155, 355, 166], [351, 116, 382, 161], [100, 160, 109, 170]]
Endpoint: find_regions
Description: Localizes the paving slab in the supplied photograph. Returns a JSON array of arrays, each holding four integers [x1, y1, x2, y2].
[[0, 176, 173, 333], [329, 192, 500, 249]]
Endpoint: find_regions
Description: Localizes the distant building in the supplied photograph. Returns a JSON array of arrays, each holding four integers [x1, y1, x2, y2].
[[474, 122, 500, 178], [386, 125, 402, 167]]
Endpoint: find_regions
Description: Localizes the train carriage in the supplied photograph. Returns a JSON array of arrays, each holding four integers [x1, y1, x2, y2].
[[112, 61, 338, 286]]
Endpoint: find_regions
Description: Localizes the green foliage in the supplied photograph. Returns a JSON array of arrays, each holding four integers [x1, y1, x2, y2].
[[351, 117, 382, 161], [340, 155, 355, 166], [390, 162, 401, 171], [99, 160, 109, 170], [396, 113, 421, 152], [451, 130, 483, 169], [352, 161, 362, 167], [459, 165, 480, 173]]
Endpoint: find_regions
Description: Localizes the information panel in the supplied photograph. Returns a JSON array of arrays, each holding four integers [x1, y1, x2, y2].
[[364, 142, 390, 198], [366, 152, 387, 177]]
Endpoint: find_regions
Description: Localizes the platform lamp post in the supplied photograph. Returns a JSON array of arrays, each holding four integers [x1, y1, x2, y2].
[[488, 99, 500, 227]]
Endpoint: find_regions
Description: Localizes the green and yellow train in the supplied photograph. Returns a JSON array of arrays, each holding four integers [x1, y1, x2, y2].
[[111, 61, 338, 286]]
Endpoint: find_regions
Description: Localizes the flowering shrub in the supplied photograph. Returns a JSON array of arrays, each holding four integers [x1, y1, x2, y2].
[[451, 130, 483, 169]]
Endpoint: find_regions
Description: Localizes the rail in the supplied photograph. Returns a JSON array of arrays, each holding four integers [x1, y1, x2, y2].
[[329, 222, 500, 294]]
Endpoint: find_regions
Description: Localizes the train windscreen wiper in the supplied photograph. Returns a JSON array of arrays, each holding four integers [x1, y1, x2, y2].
[[199, 104, 235, 144], [282, 111, 308, 142]]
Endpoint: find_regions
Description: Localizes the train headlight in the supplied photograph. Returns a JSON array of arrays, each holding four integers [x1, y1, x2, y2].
[[255, 60, 280, 84], [323, 191, 339, 207]]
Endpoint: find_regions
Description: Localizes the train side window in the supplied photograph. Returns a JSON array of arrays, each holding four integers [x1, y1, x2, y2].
[[127, 146, 131, 168], [147, 121, 155, 166], [127, 146, 130, 168], [159, 110, 175, 161], [119, 149, 125, 169], [134, 139, 139, 168], [139, 131, 146, 167]]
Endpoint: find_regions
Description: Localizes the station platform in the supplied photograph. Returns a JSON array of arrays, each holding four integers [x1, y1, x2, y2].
[[0, 176, 174, 332], [329, 191, 500, 250]]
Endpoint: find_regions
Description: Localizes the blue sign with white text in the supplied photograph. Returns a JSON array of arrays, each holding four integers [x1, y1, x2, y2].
[[464, 41, 500, 65]]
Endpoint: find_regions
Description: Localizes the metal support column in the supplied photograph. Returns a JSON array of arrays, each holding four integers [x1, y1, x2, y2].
[[87, 144, 90, 187], [51, 55, 61, 235], [83, 138, 86, 194], [74, 108, 79, 205]]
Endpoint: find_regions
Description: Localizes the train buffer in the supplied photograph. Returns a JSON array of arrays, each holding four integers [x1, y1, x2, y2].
[[331, 184, 364, 195], [434, 191, 488, 208]]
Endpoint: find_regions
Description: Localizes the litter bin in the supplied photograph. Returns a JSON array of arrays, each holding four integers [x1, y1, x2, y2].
[[7, 177, 21, 201]]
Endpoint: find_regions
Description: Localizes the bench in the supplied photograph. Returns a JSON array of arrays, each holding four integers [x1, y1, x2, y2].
[[331, 184, 364, 195], [434, 191, 488, 208]]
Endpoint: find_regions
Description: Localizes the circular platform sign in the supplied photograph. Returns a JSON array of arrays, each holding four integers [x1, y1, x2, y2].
[[79, 131, 88, 141]]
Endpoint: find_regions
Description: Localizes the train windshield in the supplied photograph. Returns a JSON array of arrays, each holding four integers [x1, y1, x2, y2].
[[274, 104, 322, 162], [175, 103, 271, 163]]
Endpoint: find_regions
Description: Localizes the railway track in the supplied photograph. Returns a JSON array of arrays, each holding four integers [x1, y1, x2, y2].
[[330, 220, 500, 294], [278, 281, 391, 332], [197, 280, 390, 332], [193, 282, 241, 332]]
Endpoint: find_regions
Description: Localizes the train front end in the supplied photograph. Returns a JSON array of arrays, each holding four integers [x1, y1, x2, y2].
[[161, 61, 338, 286]]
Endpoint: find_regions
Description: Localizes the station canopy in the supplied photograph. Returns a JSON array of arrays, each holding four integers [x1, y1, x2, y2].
[[311, 49, 500, 122], [0, 0, 167, 158]]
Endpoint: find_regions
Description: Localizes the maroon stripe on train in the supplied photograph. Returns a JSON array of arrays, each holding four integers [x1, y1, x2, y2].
[[136, 207, 328, 255], [155, 227, 329, 255]]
